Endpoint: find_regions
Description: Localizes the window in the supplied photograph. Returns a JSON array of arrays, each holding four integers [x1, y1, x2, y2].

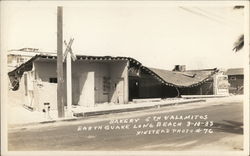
[[49, 78, 57, 83], [230, 76, 236, 81], [20, 57, 25, 63], [7, 56, 12, 64]]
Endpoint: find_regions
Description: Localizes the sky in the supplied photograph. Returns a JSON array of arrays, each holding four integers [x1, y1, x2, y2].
[[1, 1, 247, 70]]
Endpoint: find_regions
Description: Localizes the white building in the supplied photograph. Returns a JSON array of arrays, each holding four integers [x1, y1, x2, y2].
[[7, 48, 55, 71]]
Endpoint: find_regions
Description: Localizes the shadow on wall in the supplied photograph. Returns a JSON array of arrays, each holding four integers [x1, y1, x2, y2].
[[73, 73, 88, 105], [109, 62, 126, 103]]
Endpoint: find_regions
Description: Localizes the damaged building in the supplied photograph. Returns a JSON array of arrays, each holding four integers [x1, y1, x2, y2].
[[8, 54, 229, 111], [225, 68, 244, 94]]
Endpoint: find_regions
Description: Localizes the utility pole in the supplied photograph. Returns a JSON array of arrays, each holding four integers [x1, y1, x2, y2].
[[57, 6, 65, 118], [63, 38, 75, 116]]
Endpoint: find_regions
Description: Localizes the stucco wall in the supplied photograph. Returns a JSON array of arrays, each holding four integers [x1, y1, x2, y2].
[[32, 60, 129, 110], [72, 61, 110, 105], [33, 61, 61, 111], [109, 61, 129, 104], [72, 60, 128, 105]]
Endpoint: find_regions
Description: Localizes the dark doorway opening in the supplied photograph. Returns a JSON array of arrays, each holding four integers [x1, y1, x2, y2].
[[129, 78, 139, 101]]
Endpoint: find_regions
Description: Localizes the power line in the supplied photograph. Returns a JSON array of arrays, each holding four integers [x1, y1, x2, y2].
[[193, 7, 239, 24], [179, 7, 225, 24], [193, 7, 225, 21]]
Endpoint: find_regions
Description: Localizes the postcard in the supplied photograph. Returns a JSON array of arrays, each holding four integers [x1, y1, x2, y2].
[[1, 1, 249, 156]]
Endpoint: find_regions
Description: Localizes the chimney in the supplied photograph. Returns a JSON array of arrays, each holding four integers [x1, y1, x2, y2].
[[173, 65, 186, 72]]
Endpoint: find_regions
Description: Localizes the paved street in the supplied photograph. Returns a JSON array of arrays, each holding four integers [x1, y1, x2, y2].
[[8, 97, 243, 151]]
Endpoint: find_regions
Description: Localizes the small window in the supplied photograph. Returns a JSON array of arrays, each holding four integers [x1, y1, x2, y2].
[[7, 56, 12, 64], [49, 78, 57, 83], [230, 76, 236, 81], [20, 57, 25, 62]]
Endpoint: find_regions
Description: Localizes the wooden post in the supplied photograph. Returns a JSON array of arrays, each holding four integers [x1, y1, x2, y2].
[[66, 51, 72, 114], [57, 6, 65, 118]]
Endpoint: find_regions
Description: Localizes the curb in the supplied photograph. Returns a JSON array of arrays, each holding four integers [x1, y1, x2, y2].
[[9, 99, 206, 129], [182, 95, 229, 99], [83, 99, 206, 117]]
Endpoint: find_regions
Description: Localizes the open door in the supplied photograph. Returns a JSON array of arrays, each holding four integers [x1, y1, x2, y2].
[[129, 78, 139, 101]]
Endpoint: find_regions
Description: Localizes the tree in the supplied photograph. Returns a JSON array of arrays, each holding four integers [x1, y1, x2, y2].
[[233, 34, 244, 52], [233, 6, 244, 52], [233, 6, 244, 9]]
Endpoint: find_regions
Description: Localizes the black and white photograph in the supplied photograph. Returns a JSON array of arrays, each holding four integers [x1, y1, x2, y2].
[[0, 1, 249, 155]]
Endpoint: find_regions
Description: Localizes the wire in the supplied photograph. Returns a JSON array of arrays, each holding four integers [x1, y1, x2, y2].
[[194, 7, 240, 24], [179, 7, 225, 24], [194, 7, 225, 20]]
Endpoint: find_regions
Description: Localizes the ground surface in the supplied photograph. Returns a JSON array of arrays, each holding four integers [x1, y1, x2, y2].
[[8, 96, 243, 151]]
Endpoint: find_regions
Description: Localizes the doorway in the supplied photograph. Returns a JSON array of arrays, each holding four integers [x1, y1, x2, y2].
[[129, 78, 139, 101]]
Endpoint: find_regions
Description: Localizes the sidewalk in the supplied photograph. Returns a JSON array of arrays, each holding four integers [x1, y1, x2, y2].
[[73, 98, 206, 116], [8, 98, 205, 126]]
